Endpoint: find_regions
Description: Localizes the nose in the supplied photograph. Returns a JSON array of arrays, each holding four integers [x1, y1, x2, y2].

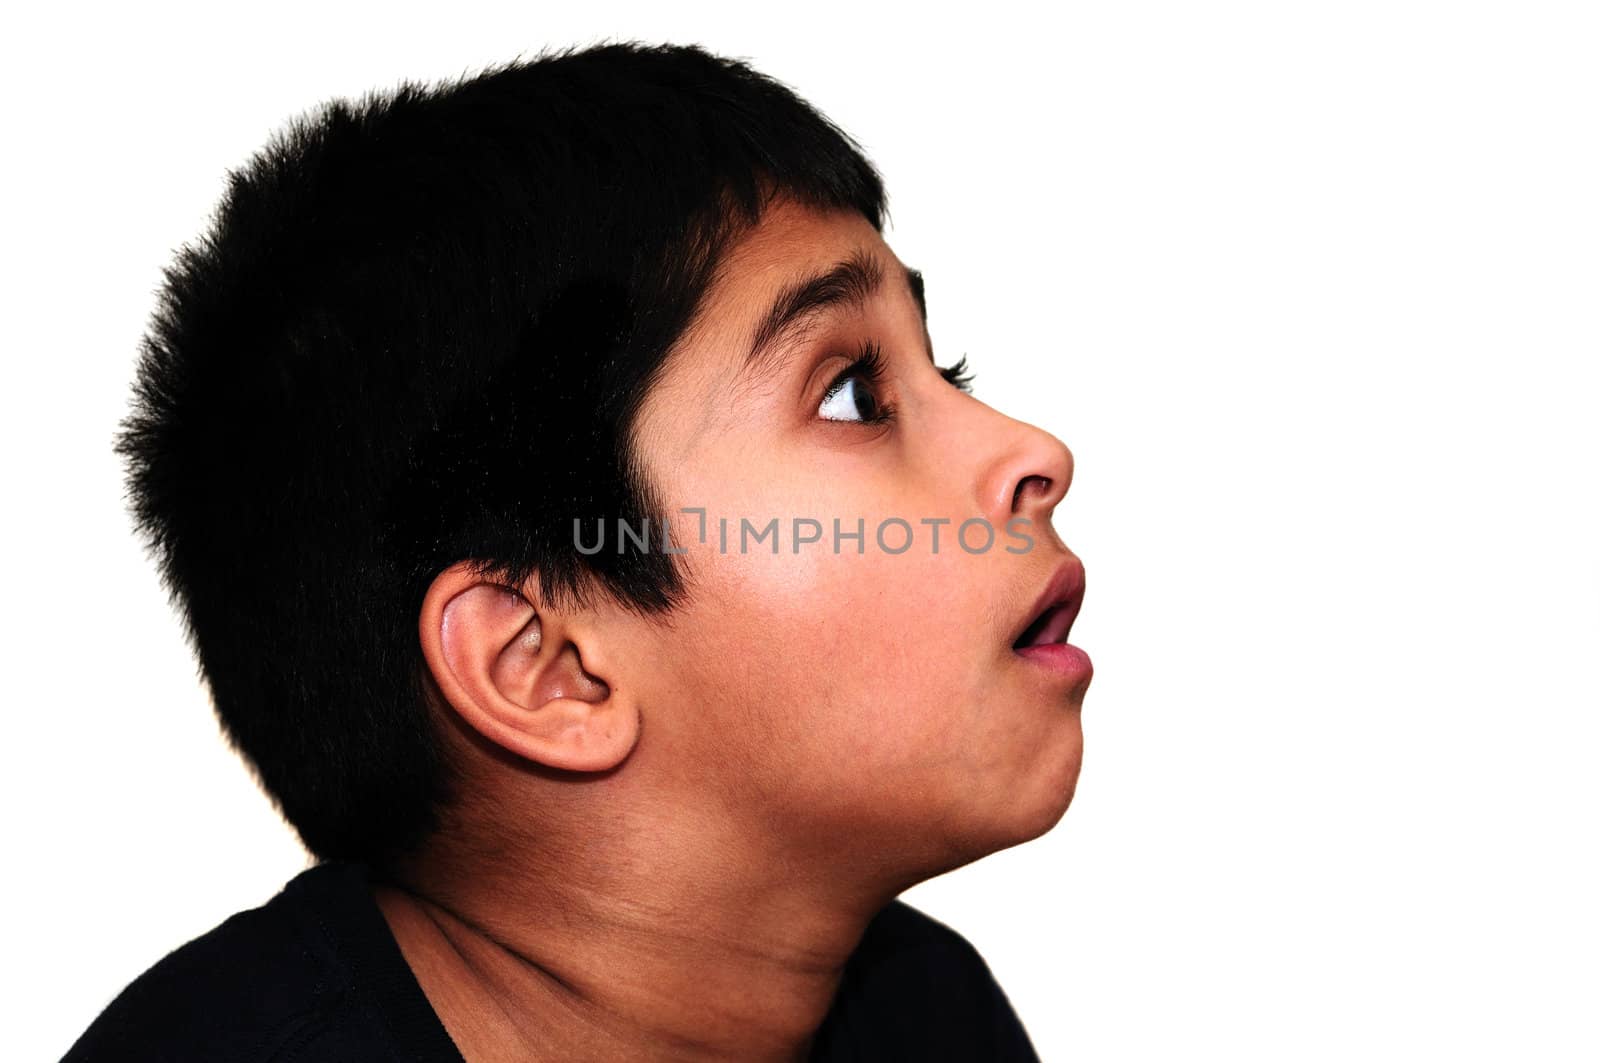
[[975, 414, 1075, 542]]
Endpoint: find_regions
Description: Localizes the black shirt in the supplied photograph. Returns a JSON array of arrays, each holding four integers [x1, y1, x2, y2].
[[63, 862, 1041, 1061]]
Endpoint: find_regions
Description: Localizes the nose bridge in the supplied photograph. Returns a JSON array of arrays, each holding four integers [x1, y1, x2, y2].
[[973, 408, 1075, 537]]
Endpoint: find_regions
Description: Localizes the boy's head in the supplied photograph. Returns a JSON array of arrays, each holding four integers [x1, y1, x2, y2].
[[120, 41, 1087, 888]]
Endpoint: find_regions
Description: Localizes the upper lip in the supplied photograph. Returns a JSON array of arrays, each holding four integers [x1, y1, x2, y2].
[[1011, 556, 1087, 650]]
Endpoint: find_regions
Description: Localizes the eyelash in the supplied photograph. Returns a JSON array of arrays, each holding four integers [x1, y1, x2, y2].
[[819, 340, 977, 426], [940, 354, 976, 393]]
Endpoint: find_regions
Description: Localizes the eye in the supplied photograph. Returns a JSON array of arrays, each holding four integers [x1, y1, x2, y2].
[[817, 339, 895, 425], [819, 374, 889, 423]]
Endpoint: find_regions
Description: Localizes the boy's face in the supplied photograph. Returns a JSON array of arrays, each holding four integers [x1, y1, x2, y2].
[[620, 197, 1089, 882]]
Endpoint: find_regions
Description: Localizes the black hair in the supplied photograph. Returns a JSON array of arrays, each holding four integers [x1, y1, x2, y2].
[[115, 40, 887, 869]]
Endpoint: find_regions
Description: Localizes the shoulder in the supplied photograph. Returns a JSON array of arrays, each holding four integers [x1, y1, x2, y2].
[[815, 899, 1041, 1061], [62, 863, 370, 1063]]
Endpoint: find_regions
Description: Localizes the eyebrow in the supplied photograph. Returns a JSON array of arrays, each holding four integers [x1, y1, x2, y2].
[[739, 246, 931, 386]]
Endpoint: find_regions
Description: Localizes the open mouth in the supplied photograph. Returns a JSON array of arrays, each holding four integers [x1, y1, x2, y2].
[[1012, 599, 1081, 649], [1011, 559, 1086, 651]]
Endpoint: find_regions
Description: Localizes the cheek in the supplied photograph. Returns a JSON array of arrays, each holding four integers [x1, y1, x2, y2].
[[679, 543, 994, 788]]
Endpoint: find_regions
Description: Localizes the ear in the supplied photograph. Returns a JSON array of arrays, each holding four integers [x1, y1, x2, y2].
[[418, 561, 640, 773]]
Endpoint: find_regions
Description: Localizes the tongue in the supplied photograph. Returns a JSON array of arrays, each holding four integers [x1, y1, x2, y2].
[[1040, 604, 1076, 645]]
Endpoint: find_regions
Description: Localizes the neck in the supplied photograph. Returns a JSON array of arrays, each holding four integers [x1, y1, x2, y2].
[[372, 802, 900, 1062]]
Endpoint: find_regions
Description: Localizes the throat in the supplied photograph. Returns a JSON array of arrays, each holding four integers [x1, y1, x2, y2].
[[371, 878, 860, 1063]]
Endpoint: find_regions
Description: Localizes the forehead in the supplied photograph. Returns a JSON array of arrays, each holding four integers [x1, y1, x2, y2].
[[678, 199, 915, 384], [722, 196, 886, 280]]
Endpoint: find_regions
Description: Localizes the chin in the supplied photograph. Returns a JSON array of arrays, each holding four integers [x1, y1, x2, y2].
[[926, 741, 1085, 874], [1000, 724, 1085, 849], [1012, 772, 1081, 851]]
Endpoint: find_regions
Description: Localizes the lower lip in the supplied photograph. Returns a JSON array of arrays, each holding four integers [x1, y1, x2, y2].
[[1014, 642, 1094, 683]]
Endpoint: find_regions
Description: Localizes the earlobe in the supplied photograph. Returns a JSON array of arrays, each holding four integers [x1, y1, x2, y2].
[[418, 562, 639, 773]]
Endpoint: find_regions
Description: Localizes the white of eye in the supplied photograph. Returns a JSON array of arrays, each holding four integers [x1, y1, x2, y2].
[[818, 377, 871, 422]]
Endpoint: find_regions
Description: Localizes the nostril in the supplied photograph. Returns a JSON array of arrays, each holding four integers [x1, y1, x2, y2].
[[1013, 475, 1052, 511]]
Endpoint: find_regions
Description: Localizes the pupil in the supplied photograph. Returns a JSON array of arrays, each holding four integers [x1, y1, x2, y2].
[[852, 380, 874, 419]]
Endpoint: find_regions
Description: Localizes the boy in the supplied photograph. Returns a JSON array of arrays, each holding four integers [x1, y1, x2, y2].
[[68, 40, 1090, 1062]]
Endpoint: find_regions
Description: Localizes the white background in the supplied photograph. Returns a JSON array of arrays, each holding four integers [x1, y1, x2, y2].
[[6, 2, 1596, 1060]]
